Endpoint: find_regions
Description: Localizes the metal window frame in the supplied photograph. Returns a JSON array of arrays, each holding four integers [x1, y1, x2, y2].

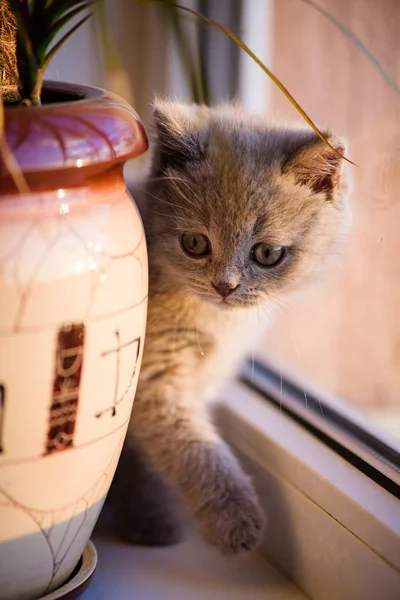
[[241, 359, 400, 493]]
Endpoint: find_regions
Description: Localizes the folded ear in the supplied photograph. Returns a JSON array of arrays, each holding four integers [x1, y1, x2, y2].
[[152, 100, 205, 171], [282, 135, 346, 198]]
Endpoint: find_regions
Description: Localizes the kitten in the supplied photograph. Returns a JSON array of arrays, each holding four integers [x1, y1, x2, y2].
[[109, 101, 350, 554]]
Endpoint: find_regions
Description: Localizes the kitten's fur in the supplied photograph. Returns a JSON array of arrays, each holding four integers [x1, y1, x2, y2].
[[109, 101, 350, 554]]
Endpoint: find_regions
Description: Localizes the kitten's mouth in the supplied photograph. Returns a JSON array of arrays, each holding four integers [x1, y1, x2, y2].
[[201, 294, 244, 310]]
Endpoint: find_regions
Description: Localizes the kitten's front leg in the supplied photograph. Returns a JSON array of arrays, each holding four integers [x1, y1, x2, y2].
[[184, 438, 266, 554], [129, 380, 265, 555]]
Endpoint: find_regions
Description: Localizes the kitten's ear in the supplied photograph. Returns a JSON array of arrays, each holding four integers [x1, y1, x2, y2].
[[282, 136, 346, 198], [152, 100, 205, 171]]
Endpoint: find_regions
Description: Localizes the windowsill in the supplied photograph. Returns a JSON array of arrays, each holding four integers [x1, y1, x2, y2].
[[82, 520, 308, 600]]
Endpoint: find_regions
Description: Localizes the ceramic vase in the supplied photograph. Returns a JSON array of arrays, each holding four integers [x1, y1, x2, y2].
[[0, 82, 148, 599]]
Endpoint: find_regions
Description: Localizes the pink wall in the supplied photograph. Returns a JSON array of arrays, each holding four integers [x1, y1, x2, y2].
[[262, 0, 400, 410]]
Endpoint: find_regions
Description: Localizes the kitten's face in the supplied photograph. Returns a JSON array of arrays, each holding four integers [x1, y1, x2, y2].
[[146, 102, 351, 310]]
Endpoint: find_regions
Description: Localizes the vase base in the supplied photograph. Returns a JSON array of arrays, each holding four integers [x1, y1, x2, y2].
[[38, 540, 97, 600]]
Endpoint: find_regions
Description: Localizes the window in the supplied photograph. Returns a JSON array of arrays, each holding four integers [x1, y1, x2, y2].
[[256, 0, 400, 449]]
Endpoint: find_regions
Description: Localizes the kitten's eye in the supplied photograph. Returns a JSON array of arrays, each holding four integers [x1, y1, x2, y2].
[[181, 233, 211, 258], [251, 243, 285, 267]]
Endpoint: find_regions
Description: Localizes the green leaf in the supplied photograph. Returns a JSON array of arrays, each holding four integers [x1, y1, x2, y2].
[[45, 0, 94, 21], [42, 12, 92, 71], [163, 2, 209, 105], [9, 1, 38, 100], [6, 0, 96, 102], [7, 0, 32, 41], [51, 2, 93, 34], [36, 2, 93, 62]]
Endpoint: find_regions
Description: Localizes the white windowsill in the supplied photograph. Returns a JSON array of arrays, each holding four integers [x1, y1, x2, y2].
[[83, 522, 308, 600]]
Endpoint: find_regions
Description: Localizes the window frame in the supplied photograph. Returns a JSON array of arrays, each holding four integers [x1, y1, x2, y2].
[[215, 378, 400, 600], [241, 359, 400, 493]]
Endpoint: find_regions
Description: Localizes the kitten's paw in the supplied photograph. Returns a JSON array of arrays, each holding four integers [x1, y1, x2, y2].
[[197, 480, 266, 555]]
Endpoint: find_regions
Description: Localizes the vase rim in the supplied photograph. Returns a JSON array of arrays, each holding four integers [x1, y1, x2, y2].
[[6, 81, 115, 109], [1, 80, 148, 190]]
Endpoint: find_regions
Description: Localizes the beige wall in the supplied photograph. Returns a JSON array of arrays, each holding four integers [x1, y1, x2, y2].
[[261, 0, 400, 411]]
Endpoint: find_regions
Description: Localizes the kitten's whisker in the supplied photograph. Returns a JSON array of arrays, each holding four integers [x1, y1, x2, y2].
[[142, 188, 194, 214], [148, 171, 196, 195], [279, 343, 283, 415], [287, 330, 309, 410], [146, 174, 193, 185], [316, 393, 326, 419], [146, 209, 175, 219], [264, 294, 292, 319], [170, 179, 198, 207], [195, 325, 204, 357], [251, 309, 258, 384]]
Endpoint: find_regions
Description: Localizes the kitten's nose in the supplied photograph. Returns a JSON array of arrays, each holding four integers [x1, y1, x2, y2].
[[212, 281, 240, 298]]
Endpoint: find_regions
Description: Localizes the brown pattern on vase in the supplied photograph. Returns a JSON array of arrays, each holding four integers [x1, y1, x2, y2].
[[95, 332, 141, 419], [46, 323, 85, 455]]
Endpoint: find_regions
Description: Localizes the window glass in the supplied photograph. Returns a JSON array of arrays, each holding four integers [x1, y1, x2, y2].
[[260, 0, 400, 441]]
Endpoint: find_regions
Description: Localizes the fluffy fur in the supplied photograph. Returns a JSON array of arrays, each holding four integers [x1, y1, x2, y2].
[[109, 101, 351, 554]]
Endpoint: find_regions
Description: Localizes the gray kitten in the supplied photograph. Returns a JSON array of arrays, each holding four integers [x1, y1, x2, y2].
[[109, 101, 350, 554]]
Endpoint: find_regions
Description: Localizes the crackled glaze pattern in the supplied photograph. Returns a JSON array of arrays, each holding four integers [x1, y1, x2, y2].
[[0, 83, 148, 600], [0, 181, 148, 599]]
